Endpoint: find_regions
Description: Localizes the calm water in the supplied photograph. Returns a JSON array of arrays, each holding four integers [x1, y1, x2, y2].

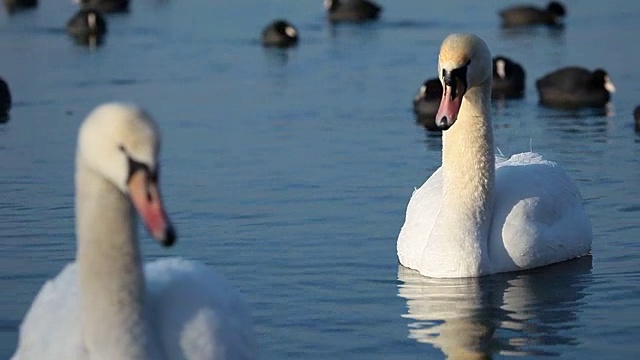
[[1, 0, 640, 358]]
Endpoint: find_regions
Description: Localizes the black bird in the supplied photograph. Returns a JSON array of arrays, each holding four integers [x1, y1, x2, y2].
[[3, 0, 37, 13], [634, 106, 640, 133], [492, 56, 526, 99], [324, 0, 382, 23], [67, 9, 108, 46], [262, 20, 299, 48], [499, 1, 566, 27], [0, 76, 11, 122], [536, 67, 615, 109], [77, 0, 129, 13], [413, 78, 443, 131]]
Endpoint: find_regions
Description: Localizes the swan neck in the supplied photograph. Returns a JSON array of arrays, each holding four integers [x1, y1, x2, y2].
[[75, 161, 153, 359], [439, 81, 495, 274]]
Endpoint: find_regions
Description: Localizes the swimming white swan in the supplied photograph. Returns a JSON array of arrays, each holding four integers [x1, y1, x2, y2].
[[396, 34, 592, 278], [12, 103, 256, 360]]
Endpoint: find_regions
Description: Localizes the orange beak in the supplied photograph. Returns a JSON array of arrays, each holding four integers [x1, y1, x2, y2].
[[128, 170, 176, 246], [435, 78, 466, 130]]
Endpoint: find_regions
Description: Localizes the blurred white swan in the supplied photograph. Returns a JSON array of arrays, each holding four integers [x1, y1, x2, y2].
[[12, 103, 256, 360]]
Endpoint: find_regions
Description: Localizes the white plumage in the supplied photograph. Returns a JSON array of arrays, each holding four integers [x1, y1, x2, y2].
[[14, 259, 255, 360], [12, 103, 256, 360], [397, 34, 592, 278]]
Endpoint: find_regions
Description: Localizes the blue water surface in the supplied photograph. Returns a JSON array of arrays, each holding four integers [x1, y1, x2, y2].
[[1, 0, 639, 359]]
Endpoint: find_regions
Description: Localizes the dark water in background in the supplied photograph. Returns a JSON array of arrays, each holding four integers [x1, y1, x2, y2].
[[1, 0, 640, 358]]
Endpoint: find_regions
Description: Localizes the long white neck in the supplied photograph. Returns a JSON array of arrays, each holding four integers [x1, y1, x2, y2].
[[75, 161, 155, 360], [436, 80, 494, 276]]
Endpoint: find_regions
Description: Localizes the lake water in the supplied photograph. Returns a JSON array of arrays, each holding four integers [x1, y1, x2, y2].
[[1, 0, 639, 359]]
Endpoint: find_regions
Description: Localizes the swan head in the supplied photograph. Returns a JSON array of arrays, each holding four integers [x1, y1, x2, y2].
[[435, 33, 492, 130], [77, 103, 175, 246]]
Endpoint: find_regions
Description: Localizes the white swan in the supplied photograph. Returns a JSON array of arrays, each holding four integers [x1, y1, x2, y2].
[[396, 34, 592, 278], [12, 103, 256, 360]]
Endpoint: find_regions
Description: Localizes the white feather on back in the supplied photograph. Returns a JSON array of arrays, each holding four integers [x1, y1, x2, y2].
[[13, 258, 256, 360]]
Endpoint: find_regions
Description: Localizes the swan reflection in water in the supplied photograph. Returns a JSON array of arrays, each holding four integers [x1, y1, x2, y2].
[[397, 256, 592, 359]]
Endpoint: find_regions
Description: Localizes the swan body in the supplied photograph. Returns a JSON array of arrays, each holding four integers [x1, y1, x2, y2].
[[12, 103, 256, 359], [397, 34, 592, 278]]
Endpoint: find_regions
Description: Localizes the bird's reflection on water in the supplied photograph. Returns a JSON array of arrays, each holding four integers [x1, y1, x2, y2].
[[397, 256, 593, 359]]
